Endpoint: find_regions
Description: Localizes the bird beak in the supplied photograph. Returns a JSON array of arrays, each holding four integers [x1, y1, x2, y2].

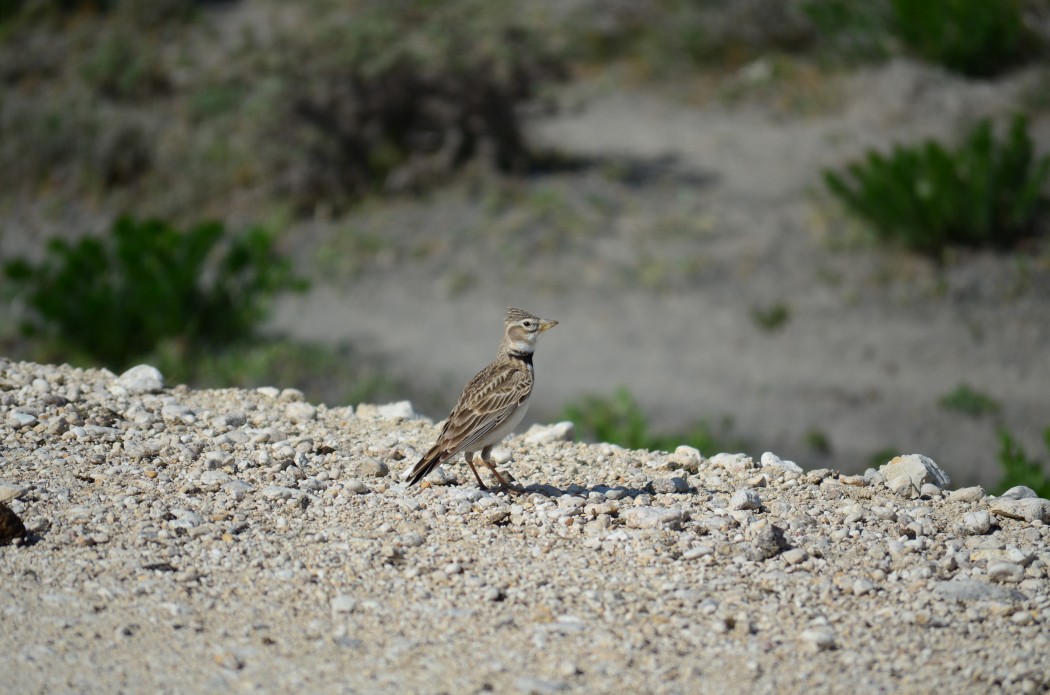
[[539, 319, 558, 333]]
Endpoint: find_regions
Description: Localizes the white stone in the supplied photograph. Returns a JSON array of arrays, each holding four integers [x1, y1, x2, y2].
[[799, 626, 837, 653], [948, 486, 986, 503], [1000, 486, 1038, 500], [879, 454, 950, 489], [990, 498, 1050, 523], [622, 506, 684, 529], [115, 364, 164, 394], [729, 488, 762, 511], [710, 453, 756, 473], [959, 510, 993, 535], [524, 421, 575, 444]]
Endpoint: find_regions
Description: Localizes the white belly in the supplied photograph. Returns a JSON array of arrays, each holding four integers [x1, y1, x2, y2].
[[470, 398, 529, 452]]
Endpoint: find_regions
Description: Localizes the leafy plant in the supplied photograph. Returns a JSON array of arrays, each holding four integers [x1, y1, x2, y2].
[[890, 0, 1032, 78], [938, 383, 1001, 418], [997, 428, 1050, 498], [563, 387, 741, 456], [4, 216, 307, 369], [751, 302, 791, 332], [824, 115, 1050, 259]]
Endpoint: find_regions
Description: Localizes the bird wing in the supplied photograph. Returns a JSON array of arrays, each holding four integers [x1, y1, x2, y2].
[[406, 360, 532, 484]]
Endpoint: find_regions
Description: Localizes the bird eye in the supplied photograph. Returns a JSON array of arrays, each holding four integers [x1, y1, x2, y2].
[[523, 320, 534, 328]]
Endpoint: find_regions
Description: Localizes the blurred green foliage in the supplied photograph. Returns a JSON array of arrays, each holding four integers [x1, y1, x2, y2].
[[4, 216, 307, 369], [563, 387, 741, 456], [824, 115, 1050, 259], [939, 383, 1001, 418], [890, 0, 1032, 78], [997, 428, 1050, 498]]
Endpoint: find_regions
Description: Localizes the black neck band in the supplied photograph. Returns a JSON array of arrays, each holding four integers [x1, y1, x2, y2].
[[509, 350, 533, 365]]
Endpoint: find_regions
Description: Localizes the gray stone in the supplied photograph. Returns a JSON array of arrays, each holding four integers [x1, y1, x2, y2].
[[999, 486, 1038, 500], [260, 486, 297, 500], [729, 488, 762, 511], [990, 498, 1050, 523], [355, 458, 390, 477], [669, 445, 703, 472], [879, 454, 950, 489], [987, 562, 1024, 583], [711, 453, 756, 473], [959, 510, 993, 535], [651, 477, 689, 494], [622, 506, 684, 529], [524, 421, 575, 444], [115, 364, 164, 394], [799, 626, 837, 653], [8, 411, 37, 428], [761, 451, 803, 474], [933, 579, 1027, 602], [286, 402, 317, 422], [0, 483, 26, 504], [886, 476, 919, 498], [948, 486, 986, 503]]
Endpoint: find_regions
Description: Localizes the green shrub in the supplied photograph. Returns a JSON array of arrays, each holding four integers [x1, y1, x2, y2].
[[997, 428, 1050, 498], [824, 115, 1050, 259], [4, 216, 306, 369], [563, 387, 741, 455], [270, 0, 567, 214], [938, 383, 1001, 418], [801, 0, 895, 64], [890, 0, 1031, 78]]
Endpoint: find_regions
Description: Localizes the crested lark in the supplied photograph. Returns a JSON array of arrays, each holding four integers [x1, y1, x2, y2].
[[405, 307, 558, 493]]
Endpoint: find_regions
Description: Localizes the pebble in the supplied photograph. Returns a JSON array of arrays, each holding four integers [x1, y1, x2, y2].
[[622, 506, 684, 529], [1000, 486, 1039, 500], [987, 562, 1024, 583], [799, 626, 837, 653], [729, 488, 762, 511], [651, 477, 689, 494], [990, 498, 1050, 523], [710, 453, 756, 473], [959, 510, 994, 535], [524, 421, 575, 444], [948, 486, 986, 502], [760, 451, 802, 474], [879, 454, 951, 489], [114, 364, 164, 394]]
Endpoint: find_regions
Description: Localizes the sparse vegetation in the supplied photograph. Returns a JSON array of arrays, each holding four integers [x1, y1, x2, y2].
[[751, 302, 791, 332], [563, 387, 741, 456], [3, 216, 306, 370], [824, 115, 1050, 259], [997, 427, 1050, 498], [939, 383, 1001, 418]]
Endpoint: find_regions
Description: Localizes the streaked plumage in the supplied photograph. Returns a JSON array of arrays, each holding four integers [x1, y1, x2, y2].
[[405, 307, 558, 492]]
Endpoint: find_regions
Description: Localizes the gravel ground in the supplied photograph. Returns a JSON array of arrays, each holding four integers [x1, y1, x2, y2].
[[2, 359, 1050, 694]]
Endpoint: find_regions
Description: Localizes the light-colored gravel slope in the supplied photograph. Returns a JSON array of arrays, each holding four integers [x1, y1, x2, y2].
[[2, 359, 1049, 694]]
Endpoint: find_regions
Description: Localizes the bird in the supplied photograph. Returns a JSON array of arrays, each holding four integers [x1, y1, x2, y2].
[[405, 307, 558, 493]]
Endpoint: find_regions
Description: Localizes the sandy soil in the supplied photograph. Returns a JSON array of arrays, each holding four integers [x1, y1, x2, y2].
[[272, 60, 1050, 489]]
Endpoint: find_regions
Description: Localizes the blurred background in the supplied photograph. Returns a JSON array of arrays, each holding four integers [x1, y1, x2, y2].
[[2, 0, 1049, 491]]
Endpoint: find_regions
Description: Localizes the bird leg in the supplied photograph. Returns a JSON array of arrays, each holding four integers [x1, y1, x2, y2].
[[463, 451, 487, 490], [479, 445, 525, 495]]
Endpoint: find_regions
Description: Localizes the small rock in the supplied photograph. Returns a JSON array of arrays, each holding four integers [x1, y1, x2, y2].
[[999, 486, 1038, 500], [8, 411, 37, 428], [761, 451, 803, 474], [987, 562, 1024, 583], [331, 594, 357, 614], [670, 445, 703, 472], [729, 488, 762, 511], [524, 422, 575, 444], [959, 510, 993, 535], [622, 506, 684, 530], [879, 454, 950, 489], [115, 364, 164, 394], [513, 676, 569, 694], [990, 498, 1050, 523], [933, 579, 1027, 603], [746, 521, 787, 560], [0, 483, 26, 504], [948, 486, 986, 503], [345, 479, 370, 495], [886, 476, 919, 498], [286, 402, 317, 423], [260, 486, 297, 500], [651, 477, 689, 494], [0, 503, 27, 544], [482, 508, 511, 525], [799, 626, 837, 653], [852, 579, 875, 596], [782, 548, 808, 565], [920, 483, 942, 497], [711, 453, 756, 473], [355, 458, 390, 477]]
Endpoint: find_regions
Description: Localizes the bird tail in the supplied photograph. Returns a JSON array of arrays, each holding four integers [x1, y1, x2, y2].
[[405, 446, 444, 486]]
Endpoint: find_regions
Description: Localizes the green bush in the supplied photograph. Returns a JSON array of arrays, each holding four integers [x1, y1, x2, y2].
[[997, 428, 1050, 498], [938, 383, 1001, 418], [824, 115, 1050, 259], [891, 0, 1031, 78], [4, 216, 306, 369], [563, 387, 740, 456], [270, 0, 567, 214]]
